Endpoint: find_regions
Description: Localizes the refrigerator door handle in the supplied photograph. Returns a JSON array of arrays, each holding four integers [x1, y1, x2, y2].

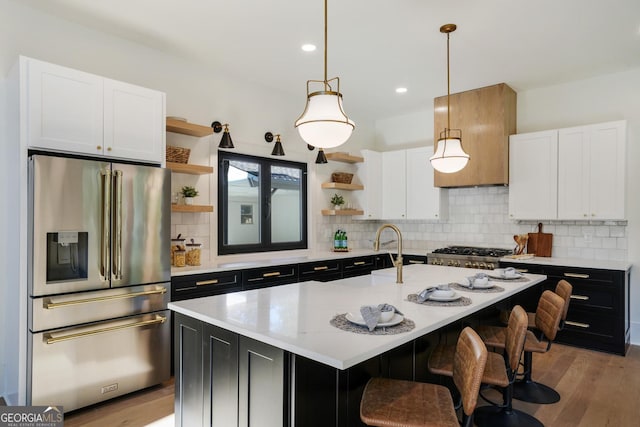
[[43, 287, 167, 309], [101, 169, 111, 280], [112, 170, 123, 280]]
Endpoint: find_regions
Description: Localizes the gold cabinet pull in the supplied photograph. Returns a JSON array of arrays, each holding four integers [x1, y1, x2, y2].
[[196, 279, 219, 286], [565, 320, 590, 329], [408, 260, 425, 264], [570, 295, 590, 301], [516, 269, 529, 273], [45, 315, 166, 344], [313, 266, 329, 271], [263, 272, 281, 278], [353, 261, 366, 266], [44, 288, 166, 309], [564, 272, 590, 279]]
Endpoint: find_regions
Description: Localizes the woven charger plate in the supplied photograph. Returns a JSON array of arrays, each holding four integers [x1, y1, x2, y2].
[[407, 294, 472, 307], [330, 313, 415, 335], [449, 282, 505, 293]]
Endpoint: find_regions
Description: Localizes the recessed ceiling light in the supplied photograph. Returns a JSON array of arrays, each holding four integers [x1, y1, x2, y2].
[[301, 44, 317, 52], [395, 87, 408, 94]]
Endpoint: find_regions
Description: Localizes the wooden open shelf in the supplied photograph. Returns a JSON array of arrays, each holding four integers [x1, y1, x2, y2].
[[325, 152, 364, 163], [166, 118, 214, 137], [166, 162, 213, 175], [321, 209, 364, 216], [321, 182, 364, 191], [171, 204, 214, 213]]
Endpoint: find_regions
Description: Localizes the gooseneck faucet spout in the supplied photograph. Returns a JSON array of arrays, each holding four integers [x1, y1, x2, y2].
[[374, 223, 403, 284]]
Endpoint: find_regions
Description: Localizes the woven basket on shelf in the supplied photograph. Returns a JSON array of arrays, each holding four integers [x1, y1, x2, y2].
[[166, 146, 191, 164], [331, 172, 354, 184]]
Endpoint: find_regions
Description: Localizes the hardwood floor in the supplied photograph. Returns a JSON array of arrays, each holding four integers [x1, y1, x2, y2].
[[62, 345, 640, 426]]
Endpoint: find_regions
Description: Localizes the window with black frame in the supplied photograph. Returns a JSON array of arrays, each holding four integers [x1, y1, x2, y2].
[[218, 151, 308, 254]]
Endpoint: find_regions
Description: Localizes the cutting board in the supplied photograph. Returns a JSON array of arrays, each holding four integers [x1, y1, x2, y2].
[[527, 223, 552, 257]]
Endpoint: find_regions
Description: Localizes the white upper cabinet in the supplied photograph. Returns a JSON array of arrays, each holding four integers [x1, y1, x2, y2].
[[406, 147, 448, 220], [508, 130, 558, 220], [509, 120, 626, 221], [354, 148, 447, 221], [558, 121, 626, 220], [104, 79, 164, 162], [353, 150, 382, 220], [23, 57, 165, 164], [26, 58, 104, 155], [382, 150, 407, 219]]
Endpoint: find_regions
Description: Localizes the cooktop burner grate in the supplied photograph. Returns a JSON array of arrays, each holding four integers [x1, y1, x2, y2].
[[432, 246, 513, 258]]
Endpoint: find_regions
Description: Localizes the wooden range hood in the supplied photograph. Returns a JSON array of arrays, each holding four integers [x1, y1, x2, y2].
[[433, 83, 516, 187]]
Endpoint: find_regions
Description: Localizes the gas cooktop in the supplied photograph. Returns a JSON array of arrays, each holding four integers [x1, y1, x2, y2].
[[432, 246, 513, 258]]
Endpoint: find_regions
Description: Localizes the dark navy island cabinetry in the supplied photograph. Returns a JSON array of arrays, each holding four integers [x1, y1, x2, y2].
[[500, 261, 630, 355]]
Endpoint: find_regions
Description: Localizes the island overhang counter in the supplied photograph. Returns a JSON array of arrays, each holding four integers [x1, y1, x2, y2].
[[169, 264, 545, 427]]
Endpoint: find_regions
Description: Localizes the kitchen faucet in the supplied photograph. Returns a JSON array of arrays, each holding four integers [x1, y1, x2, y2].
[[374, 223, 403, 284]]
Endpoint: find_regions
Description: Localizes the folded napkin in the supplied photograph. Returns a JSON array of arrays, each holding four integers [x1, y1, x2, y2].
[[416, 287, 437, 303], [464, 272, 489, 289], [504, 267, 517, 277], [360, 303, 403, 331]]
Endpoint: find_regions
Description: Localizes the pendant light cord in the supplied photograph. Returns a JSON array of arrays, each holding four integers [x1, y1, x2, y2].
[[446, 30, 451, 137], [324, 0, 328, 90]]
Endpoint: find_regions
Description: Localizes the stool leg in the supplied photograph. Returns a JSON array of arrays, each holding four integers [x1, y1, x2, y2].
[[512, 351, 560, 404]]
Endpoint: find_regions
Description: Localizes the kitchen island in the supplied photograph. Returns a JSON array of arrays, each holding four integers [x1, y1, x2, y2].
[[169, 264, 545, 427]]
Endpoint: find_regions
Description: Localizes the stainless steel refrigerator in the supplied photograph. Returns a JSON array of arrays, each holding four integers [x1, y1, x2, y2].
[[27, 154, 171, 412]]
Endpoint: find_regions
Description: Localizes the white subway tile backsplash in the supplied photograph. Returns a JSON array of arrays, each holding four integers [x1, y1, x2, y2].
[[315, 185, 627, 262]]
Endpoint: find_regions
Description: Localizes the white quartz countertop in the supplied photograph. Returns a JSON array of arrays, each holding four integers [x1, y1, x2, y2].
[[169, 264, 545, 370], [499, 256, 631, 271], [171, 249, 426, 276]]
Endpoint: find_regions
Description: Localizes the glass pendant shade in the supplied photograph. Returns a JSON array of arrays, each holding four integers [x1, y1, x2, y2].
[[295, 92, 354, 149], [430, 135, 469, 173]]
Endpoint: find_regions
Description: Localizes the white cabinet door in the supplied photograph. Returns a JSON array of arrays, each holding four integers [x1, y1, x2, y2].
[[406, 147, 447, 220], [104, 79, 165, 163], [353, 150, 382, 220], [26, 57, 104, 156], [558, 126, 589, 219], [508, 130, 558, 220], [558, 121, 626, 220], [588, 121, 626, 219], [382, 150, 406, 219]]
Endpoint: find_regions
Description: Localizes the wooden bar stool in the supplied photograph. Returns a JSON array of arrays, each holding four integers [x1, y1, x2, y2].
[[429, 306, 542, 427], [360, 327, 487, 427], [478, 290, 566, 405]]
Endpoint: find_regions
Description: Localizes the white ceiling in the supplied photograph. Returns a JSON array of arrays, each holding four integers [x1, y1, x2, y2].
[[21, 0, 640, 123]]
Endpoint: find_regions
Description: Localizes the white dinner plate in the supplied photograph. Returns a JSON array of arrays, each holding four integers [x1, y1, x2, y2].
[[429, 292, 462, 302], [488, 269, 523, 280], [345, 312, 404, 328], [459, 279, 494, 289]]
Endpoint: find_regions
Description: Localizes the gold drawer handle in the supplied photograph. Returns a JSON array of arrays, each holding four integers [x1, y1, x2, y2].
[[408, 260, 425, 264], [263, 272, 281, 278], [353, 261, 366, 266], [564, 272, 590, 279], [570, 295, 590, 301], [516, 269, 529, 273], [45, 315, 166, 344], [44, 288, 166, 309], [196, 279, 219, 286], [313, 266, 329, 271], [565, 320, 590, 329]]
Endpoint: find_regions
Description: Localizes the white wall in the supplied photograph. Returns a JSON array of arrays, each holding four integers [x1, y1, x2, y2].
[[358, 69, 639, 343], [0, 0, 376, 403]]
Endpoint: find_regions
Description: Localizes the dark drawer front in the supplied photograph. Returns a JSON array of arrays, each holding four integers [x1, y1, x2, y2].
[[242, 264, 299, 290], [299, 260, 342, 283], [556, 307, 625, 355], [342, 256, 375, 278], [172, 270, 242, 301]]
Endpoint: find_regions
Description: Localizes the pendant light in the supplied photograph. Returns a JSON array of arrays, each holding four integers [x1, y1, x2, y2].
[[294, 0, 355, 149], [430, 24, 469, 174]]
